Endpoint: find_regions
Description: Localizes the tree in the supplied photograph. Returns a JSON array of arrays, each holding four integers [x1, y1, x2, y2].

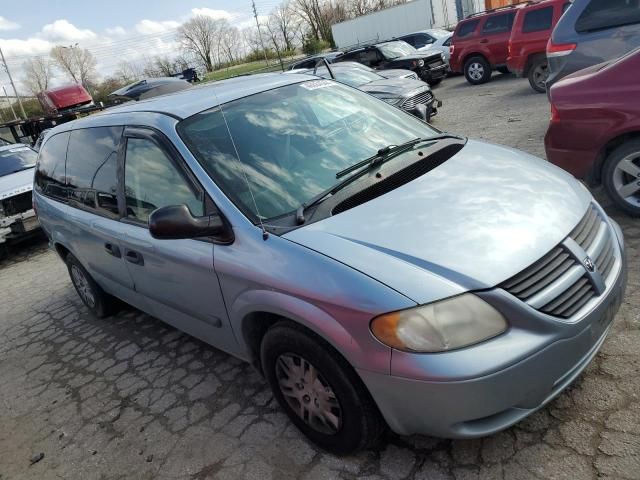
[[177, 15, 222, 72], [115, 60, 144, 84], [50, 45, 97, 89], [21, 57, 53, 95], [270, 2, 297, 52]]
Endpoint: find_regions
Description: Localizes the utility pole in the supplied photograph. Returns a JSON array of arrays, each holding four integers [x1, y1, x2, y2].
[[0, 47, 26, 119], [2, 86, 17, 121], [252, 0, 270, 66]]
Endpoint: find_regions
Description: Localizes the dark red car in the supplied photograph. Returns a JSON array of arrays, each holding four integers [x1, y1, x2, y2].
[[507, 0, 571, 93], [545, 48, 640, 217]]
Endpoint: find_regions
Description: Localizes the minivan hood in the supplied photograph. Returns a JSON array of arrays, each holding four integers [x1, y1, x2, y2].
[[377, 69, 417, 79], [0, 168, 34, 201], [284, 140, 591, 304]]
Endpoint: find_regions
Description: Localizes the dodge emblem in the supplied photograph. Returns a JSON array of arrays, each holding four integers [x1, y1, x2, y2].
[[583, 256, 596, 272]]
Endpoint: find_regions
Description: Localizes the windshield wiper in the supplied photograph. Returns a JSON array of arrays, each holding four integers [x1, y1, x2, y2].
[[335, 137, 424, 180], [295, 133, 465, 225]]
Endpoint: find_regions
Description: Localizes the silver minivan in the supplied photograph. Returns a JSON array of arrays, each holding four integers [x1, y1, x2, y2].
[[34, 74, 626, 454]]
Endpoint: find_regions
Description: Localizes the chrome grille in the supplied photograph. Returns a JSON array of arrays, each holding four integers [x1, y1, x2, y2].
[[401, 90, 433, 110], [502, 205, 618, 319]]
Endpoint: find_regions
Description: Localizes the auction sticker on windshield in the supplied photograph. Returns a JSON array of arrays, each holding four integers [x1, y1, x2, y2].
[[301, 80, 335, 90]]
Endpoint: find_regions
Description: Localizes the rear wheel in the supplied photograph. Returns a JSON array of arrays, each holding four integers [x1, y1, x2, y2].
[[66, 253, 114, 317], [261, 321, 385, 455], [528, 57, 549, 93], [603, 140, 640, 217], [464, 56, 491, 85]]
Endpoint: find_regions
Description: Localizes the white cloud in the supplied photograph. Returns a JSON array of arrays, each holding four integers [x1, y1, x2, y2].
[[235, 15, 268, 30], [40, 19, 96, 42], [0, 38, 51, 57], [105, 26, 126, 36], [135, 19, 181, 35], [0, 16, 20, 31], [190, 8, 234, 21]]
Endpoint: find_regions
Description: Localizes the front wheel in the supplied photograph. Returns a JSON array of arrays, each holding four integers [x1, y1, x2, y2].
[[261, 321, 385, 455], [464, 56, 491, 85], [528, 58, 549, 93], [603, 140, 640, 217]]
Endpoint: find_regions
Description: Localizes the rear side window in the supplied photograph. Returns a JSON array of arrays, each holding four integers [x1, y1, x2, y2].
[[523, 6, 554, 33], [576, 0, 640, 32], [65, 127, 122, 218], [413, 34, 434, 48], [482, 12, 516, 34], [35, 132, 69, 202], [457, 20, 480, 37]]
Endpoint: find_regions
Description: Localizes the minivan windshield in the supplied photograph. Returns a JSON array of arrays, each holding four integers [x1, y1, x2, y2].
[[378, 41, 416, 59], [178, 80, 438, 221], [0, 146, 37, 177]]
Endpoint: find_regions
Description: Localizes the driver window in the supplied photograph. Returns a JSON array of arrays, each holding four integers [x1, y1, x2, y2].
[[124, 137, 203, 223]]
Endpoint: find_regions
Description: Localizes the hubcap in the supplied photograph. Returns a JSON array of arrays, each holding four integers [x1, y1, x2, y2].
[[533, 64, 549, 89], [275, 353, 342, 435], [71, 265, 96, 308], [468, 62, 484, 81], [612, 153, 640, 208]]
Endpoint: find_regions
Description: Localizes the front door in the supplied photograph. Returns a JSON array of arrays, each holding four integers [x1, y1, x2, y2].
[[116, 127, 239, 355], [480, 11, 516, 65]]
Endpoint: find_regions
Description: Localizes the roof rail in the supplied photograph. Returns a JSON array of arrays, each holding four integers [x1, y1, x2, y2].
[[465, 1, 536, 18]]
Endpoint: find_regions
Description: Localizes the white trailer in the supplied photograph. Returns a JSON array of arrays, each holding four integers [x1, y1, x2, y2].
[[331, 0, 482, 49]]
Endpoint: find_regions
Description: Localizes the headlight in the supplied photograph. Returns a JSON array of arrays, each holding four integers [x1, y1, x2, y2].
[[380, 97, 404, 106], [441, 53, 446, 61], [370, 294, 507, 353], [417, 59, 425, 67]]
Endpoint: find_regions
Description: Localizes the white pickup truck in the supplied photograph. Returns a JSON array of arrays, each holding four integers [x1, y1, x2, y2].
[[0, 144, 39, 244]]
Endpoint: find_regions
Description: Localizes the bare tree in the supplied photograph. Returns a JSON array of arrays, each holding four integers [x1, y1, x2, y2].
[[219, 25, 241, 65], [115, 60, 144, 83], [50, 45, 97, 88], [270, 2, 298, 52], [178, 15, 224, 72], [21, 57, 53, 95]]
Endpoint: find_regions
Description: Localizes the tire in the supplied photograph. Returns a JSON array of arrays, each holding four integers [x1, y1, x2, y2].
[[66, 253, 114, 317], [527, 57, 549, 94], [602, 140, 640, 217], [464, 56, 492, 85], [261, 321, 385, 455], [497, 66, 510, 75]]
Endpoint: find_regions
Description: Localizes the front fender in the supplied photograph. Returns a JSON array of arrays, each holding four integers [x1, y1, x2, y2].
[[229, 289, 392, 374]]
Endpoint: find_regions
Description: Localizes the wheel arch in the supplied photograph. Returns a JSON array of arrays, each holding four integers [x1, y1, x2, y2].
[[524, 52, 547, 76], [230, 289, 389, 375], [463, 52, 489, 69], [591, 130, 640, 185]]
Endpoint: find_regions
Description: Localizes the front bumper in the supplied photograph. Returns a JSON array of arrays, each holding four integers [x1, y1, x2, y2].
[[419, 64, 448, 82], [359, 220, 626, 438], [0, 209, 39, 243]]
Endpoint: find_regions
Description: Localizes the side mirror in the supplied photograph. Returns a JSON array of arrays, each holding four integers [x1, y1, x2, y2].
[[149, 204, 227, 240]]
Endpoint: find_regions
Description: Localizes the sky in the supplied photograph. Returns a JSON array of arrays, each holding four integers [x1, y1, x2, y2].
[[0, 0, 281, 94]]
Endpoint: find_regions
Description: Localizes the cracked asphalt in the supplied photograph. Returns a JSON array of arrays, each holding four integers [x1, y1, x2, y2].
[[1, 73, 639, 480]]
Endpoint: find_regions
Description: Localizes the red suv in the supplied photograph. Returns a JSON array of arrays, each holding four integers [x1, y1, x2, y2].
[[507, 0, 571, 93], [450, 6, 521, 85], [545, 49, 640, 217]]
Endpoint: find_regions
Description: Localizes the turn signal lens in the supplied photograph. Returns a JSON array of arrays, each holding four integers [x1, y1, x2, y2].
[[371, 294, 507, 353]]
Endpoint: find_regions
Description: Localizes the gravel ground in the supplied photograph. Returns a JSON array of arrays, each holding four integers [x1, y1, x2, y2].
[[1, 73, 639, 480]]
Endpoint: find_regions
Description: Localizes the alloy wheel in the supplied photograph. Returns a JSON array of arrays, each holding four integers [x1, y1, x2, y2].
[[468, 63, 484, 81], [275, 353, 342, 435], [532, 64, 549, 90], [71, 264, 96, 308], [612, 153, 640, 208]]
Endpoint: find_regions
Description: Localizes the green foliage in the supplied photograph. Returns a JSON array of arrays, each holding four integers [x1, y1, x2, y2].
[[302, 39, 330, 55]]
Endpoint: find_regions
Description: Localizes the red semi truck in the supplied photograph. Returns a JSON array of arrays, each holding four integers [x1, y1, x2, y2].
[[36, 84, 94, 115]]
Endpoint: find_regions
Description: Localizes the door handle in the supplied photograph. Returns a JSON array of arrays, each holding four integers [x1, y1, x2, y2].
[[480, 39, 489, 44], [124, 249, 144, 266], [104, 242, 121, 258]]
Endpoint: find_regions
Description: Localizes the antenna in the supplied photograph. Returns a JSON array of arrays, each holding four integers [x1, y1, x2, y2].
[[210, 89, 270, 241]]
